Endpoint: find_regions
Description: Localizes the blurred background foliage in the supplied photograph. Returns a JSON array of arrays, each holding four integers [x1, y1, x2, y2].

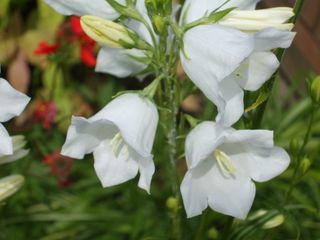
[[0, 0, 319, 239]]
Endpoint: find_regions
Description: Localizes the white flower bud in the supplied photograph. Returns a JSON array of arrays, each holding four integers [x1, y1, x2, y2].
[[0, 175, 24, 202]]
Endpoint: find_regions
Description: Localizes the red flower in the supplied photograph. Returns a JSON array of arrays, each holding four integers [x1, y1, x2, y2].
[[68, 16, 97, 67], [34, 41, 60, 55], [70, 16, 84, 36], [34, 101, 57, 129], [43, 150, 74, 188], [56, 17, 97, 66], [81, 45, 97, 67]]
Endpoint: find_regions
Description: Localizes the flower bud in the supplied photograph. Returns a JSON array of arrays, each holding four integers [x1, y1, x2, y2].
[[219, 7, 294, 32], [152, 15, 166, 34], [80, 15, 135, 49], [0, 175, 24, 202], [262, 214, 285, 229], [289, 138, 300, 155], [299, 157, 311, 175], [166, 196, 179, 212], [310, 76, 320, 105], [207, 228, 218, 239]]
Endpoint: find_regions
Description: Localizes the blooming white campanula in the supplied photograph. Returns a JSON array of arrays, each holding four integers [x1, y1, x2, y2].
[[180, 0, 295, 126], [180, 121, 290, 219], [61, 93, 158, 193]]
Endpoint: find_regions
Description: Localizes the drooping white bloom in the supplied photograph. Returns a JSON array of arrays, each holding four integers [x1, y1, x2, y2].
[[180, 0, 296, 126], [61, 93, 158, 192], [0, 79, 30, 156], [180, 121, 290, 219], [44, 0, 152, 78]]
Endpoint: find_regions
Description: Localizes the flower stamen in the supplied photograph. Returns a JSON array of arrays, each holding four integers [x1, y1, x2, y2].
[[214, 149, 236, 177], [110, 133, 129, 157]]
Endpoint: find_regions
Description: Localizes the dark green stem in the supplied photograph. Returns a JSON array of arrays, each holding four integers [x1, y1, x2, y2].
[[284, 105, 315, 203], [220, 216, 234, 240], [195, 210, 208, 240], [165, 74, 182, 239]]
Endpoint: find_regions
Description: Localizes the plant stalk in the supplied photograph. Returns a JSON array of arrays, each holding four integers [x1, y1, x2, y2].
[[284, 105, 315, 203]]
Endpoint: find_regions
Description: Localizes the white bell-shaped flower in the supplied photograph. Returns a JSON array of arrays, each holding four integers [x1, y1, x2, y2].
[[180, 0, 295, 126], [180, 121, 290, 219], [0, 79, 30, 156], [61, 93, 158, 193]]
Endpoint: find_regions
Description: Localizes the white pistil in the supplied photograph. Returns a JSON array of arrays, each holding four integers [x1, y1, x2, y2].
[[214, 149, 236, 177], [219, 7, 294, 32]]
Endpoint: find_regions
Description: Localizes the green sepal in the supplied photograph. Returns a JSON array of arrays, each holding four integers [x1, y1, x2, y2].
[[142, 74, 164, 99], [245, 86, 271, 113], [183, 7, 236, 32], [112, 90, 140, 99], [106, 0, 143, 21], [184, 114, 200, 128]]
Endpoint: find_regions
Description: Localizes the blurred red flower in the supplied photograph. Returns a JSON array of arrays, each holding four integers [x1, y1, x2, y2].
[[43, 150, 74, 188], [34, 41, 60, 55], [70, 16, 97, 67], [34, 101, 57, 129]]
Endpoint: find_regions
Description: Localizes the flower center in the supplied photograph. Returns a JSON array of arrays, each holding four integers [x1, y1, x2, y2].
[[110, 133, 129, 156], [219, 7, 294, 32], [214, 149, 236, 177]]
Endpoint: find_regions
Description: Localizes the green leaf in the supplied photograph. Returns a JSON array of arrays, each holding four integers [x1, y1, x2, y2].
[[245, 88, 270, 113]]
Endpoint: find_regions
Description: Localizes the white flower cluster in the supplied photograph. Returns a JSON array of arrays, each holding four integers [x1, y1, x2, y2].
[[44, 0, 295, 219]]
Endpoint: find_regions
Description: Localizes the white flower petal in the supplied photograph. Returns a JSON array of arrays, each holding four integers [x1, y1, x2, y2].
[[231, 51, 280, 91], [254, 28, 296, 51], [182, 0, 260, 23], [215, 77, 244, 127], [93, 139, 139, 188], [44, 0, 124, 19], [95, 47, 147, 78], [225, 129, 274, 147], [137, 154, 155, 193], [181, 25, 253, 105], [61, 116, 117, 159], [91, 94, 158, 157], [0, 78, 30, 122], [181, 158, 256, 219], [180, 170, 208, 218], [129, 0, 155, 45], [0, 124, 12, 156], [232, 147, 290, 182], [224, 130, 290, 182], [185, 122, 230, 169]]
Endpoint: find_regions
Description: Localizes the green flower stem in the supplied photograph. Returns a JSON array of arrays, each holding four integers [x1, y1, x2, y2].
[[164, 74, 182, 239], [251, 0, 305, 129], [153, 30, 182, 238], [220, 216, 234, 240], [195, 210, 208, 240], [284, 105, 316, 203]]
